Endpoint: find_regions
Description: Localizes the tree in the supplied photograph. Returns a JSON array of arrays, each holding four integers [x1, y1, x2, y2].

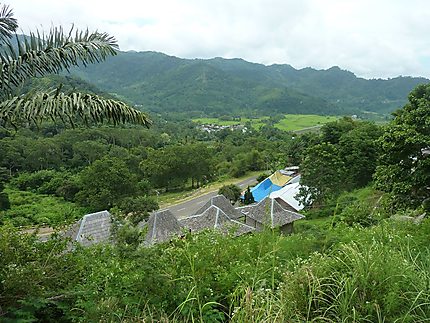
[[76, 157, 138, 211], [374, 83, 430, 208], [299, 143, 346, 205], [243, 186, 255, 205], [338, 122, 382, 189], [218, 184, 242, 204], [0, 3, 150, 127], [0, 166, 10, 210], [118, 196, 159, 225], [320, 117, 357, 144]]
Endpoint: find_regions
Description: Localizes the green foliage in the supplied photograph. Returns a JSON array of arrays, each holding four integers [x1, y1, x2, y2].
[[0, 188, 86, 226], [243, 186, 255, 205], [118, 196, 159, 225], [300, 142, 346, 204], [320, 116, 357, 144], [256, 173, 268, 183], [0, 191, 10, 210], [0, 166, 10, 210], [218, 184, 242, 204], [11, 169, 81, 201], [0, 4, 150, 128], [2, 216, 430, 321], [76, 157, 138, 211], [336, 200, 379, 227], [374, 83, 430, 209], [73, 52, 427, 117], [141, 143, 214, 190], [300, 119, 382, 204]]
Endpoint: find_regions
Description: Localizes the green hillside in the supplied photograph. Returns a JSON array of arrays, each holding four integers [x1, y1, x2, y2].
[[71, 51, 429, 117]]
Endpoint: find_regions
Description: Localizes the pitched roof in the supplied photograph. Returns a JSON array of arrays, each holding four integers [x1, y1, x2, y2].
[[181, 205, 254, 236], [193, 195, 241, 219], [250, 177, 283, 202], [72, 210, 112, 247], [246, 197, 305, 228], [269, 170, 292, 186], [145, 209, 183, 244], [269, 182, 304, 211]]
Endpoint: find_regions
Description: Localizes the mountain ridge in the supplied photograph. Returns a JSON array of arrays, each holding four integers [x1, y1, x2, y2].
[[71, 50, 429, 117]]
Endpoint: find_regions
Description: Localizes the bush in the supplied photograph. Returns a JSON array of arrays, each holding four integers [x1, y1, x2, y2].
[[337, 201, 378, 227], [0, 189, 87, 226], [118, 196, 159, 225], [218, 184, 242, 204], [11, 170, 59, 192], [256, 173, 268, 183], [10, 170, 81, 201]]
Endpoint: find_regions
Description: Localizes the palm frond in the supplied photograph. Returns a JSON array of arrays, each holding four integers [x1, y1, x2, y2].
[[0, 26, 118, 94], [0, 3, 18, 43], [0, 90, 151, 128]]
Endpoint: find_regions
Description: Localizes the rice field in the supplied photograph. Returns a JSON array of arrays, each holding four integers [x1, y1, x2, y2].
[[193, 114, 339, 132], [274, 114, 339, 131]]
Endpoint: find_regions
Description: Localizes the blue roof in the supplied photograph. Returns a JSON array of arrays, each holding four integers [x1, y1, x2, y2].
[[250, 178, 282, 202]]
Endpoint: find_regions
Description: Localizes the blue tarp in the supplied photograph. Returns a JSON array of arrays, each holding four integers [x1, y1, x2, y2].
[[250, 177, 282, 202]]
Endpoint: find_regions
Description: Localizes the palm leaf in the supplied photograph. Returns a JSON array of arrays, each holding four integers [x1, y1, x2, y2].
[[0, 90, 151, 128], [0, 26, 118, 94], [0, 3, 18, 43]]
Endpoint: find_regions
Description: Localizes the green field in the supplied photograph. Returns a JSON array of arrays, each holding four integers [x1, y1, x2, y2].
[[274, 114, 339, 131], [193, 114, 338, 132]]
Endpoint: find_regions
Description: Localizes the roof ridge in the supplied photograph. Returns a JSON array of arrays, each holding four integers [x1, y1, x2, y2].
[[151, 212, 158, 239], [214, 207, 219, 228], [271, 198, 274, 226]]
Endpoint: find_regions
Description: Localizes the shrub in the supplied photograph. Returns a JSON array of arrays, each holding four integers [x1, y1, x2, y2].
[[218, 184, 242, 204]]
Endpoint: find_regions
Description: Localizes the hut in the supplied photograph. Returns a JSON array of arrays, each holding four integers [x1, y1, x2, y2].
[[269, 182, 305, 212], [144, 209, 183, 245], [241, 197, 304, 234], [193, 194, 241, 219], [180, 205, 254, 236], [65, 210, 112, 247]]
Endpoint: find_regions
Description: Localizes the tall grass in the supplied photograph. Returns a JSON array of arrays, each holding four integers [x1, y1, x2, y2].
[[2, 218, 430, 322]]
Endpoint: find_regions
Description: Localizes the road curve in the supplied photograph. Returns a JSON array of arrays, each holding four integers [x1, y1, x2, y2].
[[167, 175, 258, 218]]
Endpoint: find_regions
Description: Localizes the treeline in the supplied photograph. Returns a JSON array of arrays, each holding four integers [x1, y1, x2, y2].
[[298, 84, 430, 221], [0, 117, 306, 226]]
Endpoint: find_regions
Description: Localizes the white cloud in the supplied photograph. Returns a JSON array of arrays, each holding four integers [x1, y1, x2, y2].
[[8, 0, 430, 79]]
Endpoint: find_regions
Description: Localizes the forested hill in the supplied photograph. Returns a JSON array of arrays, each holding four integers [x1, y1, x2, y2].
[[71, 51, 428, 117]]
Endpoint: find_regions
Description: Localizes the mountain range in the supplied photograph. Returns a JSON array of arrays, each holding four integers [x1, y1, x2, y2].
[[70, 51, 429, 117]]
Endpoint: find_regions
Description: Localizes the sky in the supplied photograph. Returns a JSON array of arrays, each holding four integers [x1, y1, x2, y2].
[[8, 0, 430, 79]]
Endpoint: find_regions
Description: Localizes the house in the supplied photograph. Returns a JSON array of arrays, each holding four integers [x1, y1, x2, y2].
[[240, 197, 304, 234], [193, 194, 241, 219], [144, 209, 183, 245], [180, 205, 254, 236], [269, 182, 305, 212], [249, 169, 300, 202], [65, 210, 112, 247]]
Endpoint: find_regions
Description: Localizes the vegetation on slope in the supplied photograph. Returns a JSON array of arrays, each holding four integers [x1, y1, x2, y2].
[[72, 51, 428, 117]]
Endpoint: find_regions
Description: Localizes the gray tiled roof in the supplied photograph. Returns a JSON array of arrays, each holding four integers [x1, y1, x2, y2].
[[145, 209, 183, 245], [193, 195, 241, 219], [181, 205, 254, 236], [246, 197, 305, 228], [73, 210, 112, 247]]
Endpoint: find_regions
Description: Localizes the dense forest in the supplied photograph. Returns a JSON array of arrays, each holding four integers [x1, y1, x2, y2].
[[72, 51, 428, 117], [1, 3, 430, 322]]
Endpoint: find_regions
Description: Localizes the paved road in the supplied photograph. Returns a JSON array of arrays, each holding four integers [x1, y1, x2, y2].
[[167, 175, 258, 218]]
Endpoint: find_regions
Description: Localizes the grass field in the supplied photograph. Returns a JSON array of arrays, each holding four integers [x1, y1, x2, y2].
[[193, 114, 339, 132], [274, 114, 339, 131]]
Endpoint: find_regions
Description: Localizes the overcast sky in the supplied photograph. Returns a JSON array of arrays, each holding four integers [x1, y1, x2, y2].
[[8, 0, 430, 79]]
